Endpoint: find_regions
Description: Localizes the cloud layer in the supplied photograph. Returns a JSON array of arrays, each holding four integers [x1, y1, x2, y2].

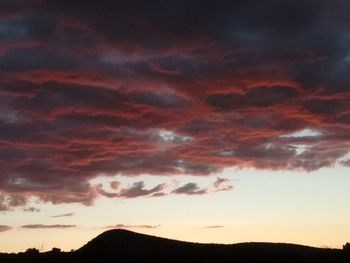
[[0, 225, 12, 232], [1, 0, 350, 207], [21, 224, 76, 229], [51, 213, 74, 218]]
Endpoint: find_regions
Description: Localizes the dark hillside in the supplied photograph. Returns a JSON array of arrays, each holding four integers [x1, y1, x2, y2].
[[0, 230, 348, 263]]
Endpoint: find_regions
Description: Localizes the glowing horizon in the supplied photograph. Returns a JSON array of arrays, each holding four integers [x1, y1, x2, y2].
[[1, 166, 350, 252]]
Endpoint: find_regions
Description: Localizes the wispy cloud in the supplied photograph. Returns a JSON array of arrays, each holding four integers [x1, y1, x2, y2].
[[23, 207, 41, 213], [21, 224, 76, 229], [203, 225, 224, 229], [97, 178, 234, 200], [0, 225, 12, 232], [51, 213, 74, 218], [172, 183, 207, 195], [118, 182, 166, 198], [105, 224, 160, 230], [213, 178, 234, 192], [0, 194, 27, 211], [97, 181, 166, 199]]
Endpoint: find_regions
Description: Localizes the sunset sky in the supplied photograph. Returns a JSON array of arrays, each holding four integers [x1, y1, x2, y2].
[[1, 0, 350, 252]]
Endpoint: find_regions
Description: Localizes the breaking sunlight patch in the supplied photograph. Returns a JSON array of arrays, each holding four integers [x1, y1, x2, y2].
[[280, 128, 322, 138], [158, 130, 192, 144]]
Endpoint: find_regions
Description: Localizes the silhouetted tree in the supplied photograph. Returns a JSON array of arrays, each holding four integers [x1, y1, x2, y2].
[[24, 248, 39, 255], [51, 247, 61, 253], [343, 243, 350, 250]]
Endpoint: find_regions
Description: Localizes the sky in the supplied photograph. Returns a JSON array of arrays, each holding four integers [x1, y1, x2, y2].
[[1, 0, 350, 252]]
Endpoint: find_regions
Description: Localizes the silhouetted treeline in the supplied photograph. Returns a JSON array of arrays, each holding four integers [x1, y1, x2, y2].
[[1, 230, 349, 263]]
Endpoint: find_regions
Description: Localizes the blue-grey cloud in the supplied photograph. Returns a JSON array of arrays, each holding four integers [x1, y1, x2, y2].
[[172, 183, 207, 195]]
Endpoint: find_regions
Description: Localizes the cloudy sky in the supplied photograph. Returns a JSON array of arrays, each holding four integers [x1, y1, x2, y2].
[[1, 0, 350, 252]]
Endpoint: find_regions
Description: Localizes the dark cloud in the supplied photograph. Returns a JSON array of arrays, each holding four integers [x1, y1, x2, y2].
[[0, 0, 349, 207], [0, 10, 57, 42], [51, 213, 74, 218], [172, 183, 207, 195], [207, 86, 299, 110], [0, 0, 43, 15], [341, 159, 350, 167], [97, 181, 166, 199], [42, 0, 330, 50], [21, 224, 76, 229], [134, 91, 188, 109], [213, 178, 233, 192], [97, 178, 234, 199], [23, 207, 40, 213], [0, 225, 12, 232], [0, 48, 79, 72], [0, 194, 27, 211], [118, 182, 166, 198], [303, 99, 348, 116]]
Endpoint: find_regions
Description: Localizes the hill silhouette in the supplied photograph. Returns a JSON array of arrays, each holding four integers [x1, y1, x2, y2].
[[0, 229, 349, 262]]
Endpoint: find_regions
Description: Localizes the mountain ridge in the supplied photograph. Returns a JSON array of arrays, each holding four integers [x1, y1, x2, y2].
[[80, 228, 337, 250], [0, 229, 348, 263]]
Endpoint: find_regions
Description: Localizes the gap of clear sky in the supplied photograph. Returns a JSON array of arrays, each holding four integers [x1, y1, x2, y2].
[[1, 0, 350, 252]]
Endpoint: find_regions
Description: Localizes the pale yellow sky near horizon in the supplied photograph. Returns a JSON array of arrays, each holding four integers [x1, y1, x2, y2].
[[1, 166, 350, 253]]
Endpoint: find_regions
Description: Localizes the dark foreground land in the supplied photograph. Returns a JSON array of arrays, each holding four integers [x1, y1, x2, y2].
[[1, 229, 349, 263]]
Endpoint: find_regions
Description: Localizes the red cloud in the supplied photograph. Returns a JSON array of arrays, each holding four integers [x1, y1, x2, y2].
[[0, 0, 350, 207]]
